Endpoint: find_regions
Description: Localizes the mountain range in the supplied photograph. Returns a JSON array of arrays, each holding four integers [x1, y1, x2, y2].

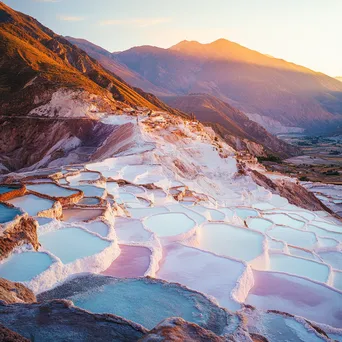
[[68, 37, 342, 134]]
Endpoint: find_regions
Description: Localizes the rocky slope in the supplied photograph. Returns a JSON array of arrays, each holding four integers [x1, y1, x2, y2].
[[0, 2, 186, 118], [114, 39, 342, 133], [162, 94, 298, 158], [0, 278, 36, 304], [0, 2, 186, 174]]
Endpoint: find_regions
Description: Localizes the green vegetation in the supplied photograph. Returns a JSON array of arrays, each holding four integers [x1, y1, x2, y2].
[[257, 155, 282, 163]]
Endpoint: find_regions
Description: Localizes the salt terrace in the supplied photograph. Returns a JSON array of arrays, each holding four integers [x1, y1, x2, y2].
[[1, 112, 342, 341]]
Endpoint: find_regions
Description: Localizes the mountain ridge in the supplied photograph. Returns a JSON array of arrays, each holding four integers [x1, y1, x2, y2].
[[114, 38, 342, 133]]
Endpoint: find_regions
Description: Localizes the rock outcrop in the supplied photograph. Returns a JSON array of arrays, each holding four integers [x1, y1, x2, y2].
[[0, 215, 39, 261], [249, 169, 336, 214], [0, 300, 147, 342], [139, 317, 226, 342], [0, 278, 36, 304], [0, 324, 29, 342]]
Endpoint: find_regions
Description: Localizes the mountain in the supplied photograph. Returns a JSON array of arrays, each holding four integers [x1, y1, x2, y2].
[[114, 39, 342, 133], [162, 93, 298, 157], [68, 37, 298, 157], [336, 77, 342, 83], [0, 2, 185, 173], [65, 37, 171, 97], [0, 2, 182, 117]]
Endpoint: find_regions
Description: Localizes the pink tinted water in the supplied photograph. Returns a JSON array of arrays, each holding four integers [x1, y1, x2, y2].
[[101, 245, 151, 278]]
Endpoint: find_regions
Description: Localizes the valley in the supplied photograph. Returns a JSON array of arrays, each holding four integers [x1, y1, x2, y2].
[[0, 1, 341, 341]]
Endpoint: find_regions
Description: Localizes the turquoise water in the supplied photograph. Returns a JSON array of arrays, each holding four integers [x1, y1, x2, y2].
[[144, 213, 195, 237], [27, 183, 78, 197], [234, 208, 259, 219], [78, 197, 101, 205], [0, 252, 53, 282], [71, 279, 207, 329], [198, 223, 264, 261], [40, 228, 110, 263], [264, 213, 305, 229], [0, 185, 20, 194], [247, 218, 273, 233], [7, 194, 54, 216], [0, 203, 21, 223], [269, 253, 329, 283], [268, 226, 316, 249]]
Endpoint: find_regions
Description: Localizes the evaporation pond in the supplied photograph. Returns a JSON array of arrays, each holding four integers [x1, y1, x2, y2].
[[0, 185, 20, 194], [0, 252, 53, 282], [102, 245, 151, 278], [264, 213, 305, 229], [0, 203, 21, 223], [197, 223, 264, 261], [26, 183, 78, 197], [78, 197, 101, 205], [268, 226, 317, 249], [71, 279, 208, 329], [39, 228, 110, 263], [234, 208, 259, 219], [269, 253, 329, 283], [62, 208, 103, 222], [7, 194, 54, 216], [247, 217, 273, 233], [144, 213, 195, 237]]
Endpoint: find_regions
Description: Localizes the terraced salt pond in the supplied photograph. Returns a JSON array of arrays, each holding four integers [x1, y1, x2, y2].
[[102, 245, 151, 277], [196, 223, 264, 261], [66, 171, 100, 185], [318, 251, 342, 270], [268, 253, 330, 283], [0, 185, 21, 195], [43, 276, 227, 331], [7, 194, 54, 216], [39, 228, 110, 263], [247, 217, 273, 233], [246, 270, 342, 328], [73, 185, 105, 198], [234, 207, 259, 219], [62, 208, 103, 222], [82, 221, 109, 237], [267, 225, 317, 249], [263, 213, 305, 229], [78, 197, 101, 205], [0, 252, 53, 282], [143, 212, 196, 238], [26, 183, 78, 197], [2, 113, 342, 339], [0, 203, 21, 223]]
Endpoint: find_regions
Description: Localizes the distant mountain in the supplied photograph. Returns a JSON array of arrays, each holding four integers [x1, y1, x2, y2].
[[0, 2, 181, 117], [114, 39, 342, 133], [336, 77, 342, 83], [65, 37, 171, 97], [162, 94, 298, 157], [68, 37, 298, 157]]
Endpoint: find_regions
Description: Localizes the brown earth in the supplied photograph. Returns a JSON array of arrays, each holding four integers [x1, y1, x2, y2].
[[0, 278, 36, 304]]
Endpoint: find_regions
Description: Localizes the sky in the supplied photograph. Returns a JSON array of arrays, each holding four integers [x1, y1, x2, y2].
[[3, 0, 341, 77]]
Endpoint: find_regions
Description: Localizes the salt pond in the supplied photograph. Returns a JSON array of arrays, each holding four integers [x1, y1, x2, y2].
[[0, 252, 53, 282], [39, 227, 110, 263], [26, 183, 78, 197], [144, 212, 196, 238], [196, 223, 264, 261], [0, 203, 21, 223], [7, 194, 54, 216]]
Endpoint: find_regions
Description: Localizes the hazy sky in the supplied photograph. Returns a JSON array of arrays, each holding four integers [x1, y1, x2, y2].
[[3, 0, 341, 77]]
